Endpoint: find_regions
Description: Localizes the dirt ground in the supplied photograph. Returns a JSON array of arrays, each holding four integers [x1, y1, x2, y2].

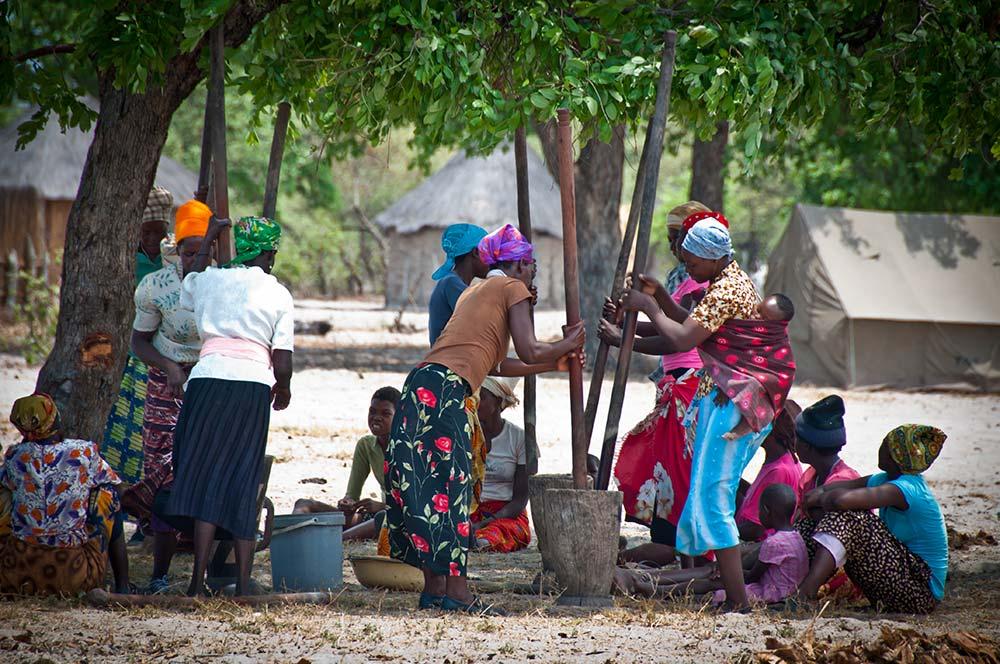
[[1, 301, 998, 663]]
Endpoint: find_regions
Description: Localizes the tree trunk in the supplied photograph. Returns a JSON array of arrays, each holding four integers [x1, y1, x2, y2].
[[535, 122, 624, 360], [689, 120, 729, 211], [34, 1, 288, 440]]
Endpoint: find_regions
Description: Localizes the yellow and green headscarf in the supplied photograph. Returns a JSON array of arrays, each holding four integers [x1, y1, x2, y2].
[[885, 424, 946, 474], [231, 216, 282, 266], [10, 393, 59, 442]]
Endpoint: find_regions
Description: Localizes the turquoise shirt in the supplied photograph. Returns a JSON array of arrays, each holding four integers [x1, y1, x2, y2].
[[136, 251, 163, 286], [868, 472, 948, 600]]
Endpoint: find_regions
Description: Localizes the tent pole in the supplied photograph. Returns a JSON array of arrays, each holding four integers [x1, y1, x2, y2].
[[555, 109, 588, 490], [208, 23, 234, 263], [596, 31, 678, 491], [513, 125, 537, 456], [262, 101, 292, 219]]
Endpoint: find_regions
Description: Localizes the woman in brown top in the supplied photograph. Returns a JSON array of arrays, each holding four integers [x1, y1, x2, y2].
[[386, 224, 584, 614], [619, 214, 767, 611]]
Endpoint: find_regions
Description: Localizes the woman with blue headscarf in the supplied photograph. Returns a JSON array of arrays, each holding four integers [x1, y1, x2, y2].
[[428, 223, 490, 345], [618, 211, 767, 611]]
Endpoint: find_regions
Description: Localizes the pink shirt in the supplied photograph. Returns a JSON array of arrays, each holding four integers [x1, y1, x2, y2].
[[714, 530, 809, 605], [736, 452, 803, 538], [660, 277, 707, 373]]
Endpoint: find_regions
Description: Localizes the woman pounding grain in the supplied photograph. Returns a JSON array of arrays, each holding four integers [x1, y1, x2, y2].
[[618, 213, 786, 611], [386, 224, 584, 614], [161, 215, 293, 597]]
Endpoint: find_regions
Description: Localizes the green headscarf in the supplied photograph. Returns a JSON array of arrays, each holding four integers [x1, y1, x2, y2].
[[231, 216, 282, 266]]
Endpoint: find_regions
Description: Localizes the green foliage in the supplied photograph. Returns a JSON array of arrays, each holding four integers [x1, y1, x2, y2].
[[13, 269, 60, 365]]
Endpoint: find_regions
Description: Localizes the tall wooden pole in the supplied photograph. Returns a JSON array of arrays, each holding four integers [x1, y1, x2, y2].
[[262, 101, 292, 218], [556, 109, 588, 490], [208, 24, 234, 263], [596, 31, 678, 491], [513, 126, 537, 456], [197, 85, 214, 196], [583, 138, 649, 444]]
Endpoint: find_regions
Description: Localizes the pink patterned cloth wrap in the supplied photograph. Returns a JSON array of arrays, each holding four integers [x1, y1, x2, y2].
[[713, 529, 809, 604], [200, 336, 272, 367], [477, 224, 534, 266], [661, 277, 707, 373], [697, 319, 795, 433]]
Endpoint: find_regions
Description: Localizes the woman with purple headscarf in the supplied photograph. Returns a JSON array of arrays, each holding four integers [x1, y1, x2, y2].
[[385, 224, 584, 614]]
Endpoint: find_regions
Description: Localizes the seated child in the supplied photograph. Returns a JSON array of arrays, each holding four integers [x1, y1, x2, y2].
[[735, 402, 803, 542], [294, 386, 400, 528], [698, 292, 795, 442], [613, 483, 807, 605]]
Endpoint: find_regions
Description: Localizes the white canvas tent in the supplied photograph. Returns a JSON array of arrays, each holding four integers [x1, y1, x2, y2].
[[765, 204, 1000, 392]]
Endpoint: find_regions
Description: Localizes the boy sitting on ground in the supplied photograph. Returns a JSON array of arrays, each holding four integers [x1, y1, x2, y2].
[[294, 386, 400, 527]]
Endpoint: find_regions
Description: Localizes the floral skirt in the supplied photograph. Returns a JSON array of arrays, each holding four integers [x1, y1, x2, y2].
[[385, 363, 472, 576], [101, 354, 149, 483], [471, 500, 531, 553], [614, 372, 699, 537]]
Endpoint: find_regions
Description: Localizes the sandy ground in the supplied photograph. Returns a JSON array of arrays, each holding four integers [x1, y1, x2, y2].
[[1, 301, 998, 662]]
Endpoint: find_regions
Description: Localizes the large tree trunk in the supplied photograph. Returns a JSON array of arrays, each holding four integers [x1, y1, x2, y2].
[[689, 121, 729, 211], [35, 2, 287, 440], [535, 122, 625, 360]]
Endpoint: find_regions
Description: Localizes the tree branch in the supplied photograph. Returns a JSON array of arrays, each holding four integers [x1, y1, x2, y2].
[[9, 44, 77, 62]]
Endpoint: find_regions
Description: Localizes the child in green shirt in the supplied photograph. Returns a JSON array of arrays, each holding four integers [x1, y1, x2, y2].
[[293, 386, 400, 527]]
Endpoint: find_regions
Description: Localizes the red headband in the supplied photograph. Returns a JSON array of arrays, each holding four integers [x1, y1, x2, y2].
[[681, 211, 729, 231]]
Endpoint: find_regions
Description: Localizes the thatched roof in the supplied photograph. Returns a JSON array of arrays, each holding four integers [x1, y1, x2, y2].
[[373, 144, 563, 238], [0, 101, 196, 203]]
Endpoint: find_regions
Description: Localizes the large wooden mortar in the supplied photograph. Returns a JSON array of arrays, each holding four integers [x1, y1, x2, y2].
[[540, 488, 622, 606], [528, 474, 577, 572]]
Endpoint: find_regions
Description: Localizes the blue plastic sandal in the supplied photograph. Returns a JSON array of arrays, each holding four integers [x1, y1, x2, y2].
[[418, 592, 445, 609]]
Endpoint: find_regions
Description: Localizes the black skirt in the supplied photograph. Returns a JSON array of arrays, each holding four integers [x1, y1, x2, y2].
[[162, 377, 271, 540]]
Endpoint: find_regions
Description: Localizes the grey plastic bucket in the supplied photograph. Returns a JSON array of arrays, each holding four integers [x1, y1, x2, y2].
[[269, 512, 345, 592]]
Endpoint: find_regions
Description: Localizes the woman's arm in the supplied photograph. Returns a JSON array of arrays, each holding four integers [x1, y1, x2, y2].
[[189, 216, 230, 273], [342, 440, 371, 502], [620, 290, 711, 353], [508, 300, 584, 365], [271, 349, 293, 410], [744, 557, 770, 583], [822, 483, 908, 512], [597, 319, 676, 357], [130, 330, 187, 397], [480, 465, 530, 522]]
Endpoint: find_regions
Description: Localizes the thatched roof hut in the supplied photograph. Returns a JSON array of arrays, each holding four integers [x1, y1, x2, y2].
[[374, 144, 566, 308], [0, 102, 196, 307]]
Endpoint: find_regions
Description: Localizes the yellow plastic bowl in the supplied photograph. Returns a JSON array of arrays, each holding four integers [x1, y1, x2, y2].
[[349, 555, 423, 592]]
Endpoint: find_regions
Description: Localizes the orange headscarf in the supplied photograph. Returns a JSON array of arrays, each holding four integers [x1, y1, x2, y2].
[[174, 200, 211, 243]]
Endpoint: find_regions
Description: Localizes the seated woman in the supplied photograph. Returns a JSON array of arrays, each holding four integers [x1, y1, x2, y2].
[[736, 402, 803, 543], [797, 425, 949, 614], [614, 484, 807, 606], [794, 395, 860, 518], [0, 394, 130, 596], [472, 377, 535, 553]]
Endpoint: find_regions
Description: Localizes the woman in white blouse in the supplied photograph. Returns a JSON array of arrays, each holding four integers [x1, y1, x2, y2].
[[160, 215, 293, 597]]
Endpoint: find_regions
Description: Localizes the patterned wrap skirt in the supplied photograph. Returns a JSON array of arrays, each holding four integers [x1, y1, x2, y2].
[[0, 485, 121, 596], [101, 354, 149, 483], [676, 391, 772, 556], [471, 499, 531, 553], [121, 363, 192, 524], [163, 378, 271, 540], [386, 363, 473, 576], [798, 510, 938, 614]]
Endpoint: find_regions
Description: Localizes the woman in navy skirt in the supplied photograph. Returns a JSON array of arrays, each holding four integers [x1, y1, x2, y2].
[[163, 215, 294, 596]]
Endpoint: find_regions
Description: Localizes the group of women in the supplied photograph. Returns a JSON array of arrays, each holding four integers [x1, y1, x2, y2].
[[1, 187, 293, 597], [598, 203, 949, 613], [0, 187, 950, 615]]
